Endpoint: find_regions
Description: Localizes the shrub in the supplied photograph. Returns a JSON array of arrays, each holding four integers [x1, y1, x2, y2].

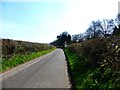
[[68, 36, 120, 71], [67, 36, 120, 88], [2, 39, 54, 58]]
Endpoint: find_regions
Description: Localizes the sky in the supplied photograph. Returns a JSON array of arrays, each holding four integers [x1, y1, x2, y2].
[[1, 0, 120, 43]]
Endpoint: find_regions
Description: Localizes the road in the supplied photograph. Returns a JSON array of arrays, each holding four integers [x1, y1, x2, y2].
[[0, 49, 70, 88]]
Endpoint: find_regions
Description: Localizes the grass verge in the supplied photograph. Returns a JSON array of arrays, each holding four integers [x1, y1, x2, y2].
[[0, 48, 56, 73], [64, 48, 119, 89]]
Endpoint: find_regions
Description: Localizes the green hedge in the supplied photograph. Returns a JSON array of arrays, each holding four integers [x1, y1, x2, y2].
[[1, 39, 55, 73], [2, 39, 54, 58], [66, 36, 120, 88], [68, 36, 120, 72]]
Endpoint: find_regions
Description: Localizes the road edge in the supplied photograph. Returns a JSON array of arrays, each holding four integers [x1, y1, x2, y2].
[[63, 49, 73, 90], [0, 50, 56, 81]]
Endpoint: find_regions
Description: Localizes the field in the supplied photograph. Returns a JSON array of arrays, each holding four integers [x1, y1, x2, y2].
[[1, 39, 55, 72], [64, 36, 120, 89]]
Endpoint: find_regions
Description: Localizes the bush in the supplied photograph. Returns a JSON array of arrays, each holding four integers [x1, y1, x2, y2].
[[2, 39, 54, 58], [67, 36, 120, 88], [68, 36, 120, 71]]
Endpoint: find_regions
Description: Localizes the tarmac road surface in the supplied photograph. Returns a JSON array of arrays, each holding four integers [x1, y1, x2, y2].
[[0, 49, 70, 88]]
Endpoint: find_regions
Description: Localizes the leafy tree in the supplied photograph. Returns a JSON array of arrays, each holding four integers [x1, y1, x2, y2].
[[67, 35, 71, 43], [51, 31, 71, 48], [72, 34, 79, 42]]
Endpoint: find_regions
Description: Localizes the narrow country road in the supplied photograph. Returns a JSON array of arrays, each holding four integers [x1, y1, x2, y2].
[[0, 49, 70, 88]]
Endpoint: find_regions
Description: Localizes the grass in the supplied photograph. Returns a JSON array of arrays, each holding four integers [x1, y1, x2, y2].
[[64, 48, 118, 89], [1, 48, 56, 73]]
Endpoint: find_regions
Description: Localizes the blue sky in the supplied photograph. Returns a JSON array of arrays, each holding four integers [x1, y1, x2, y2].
[[1, 0, 119, 43]]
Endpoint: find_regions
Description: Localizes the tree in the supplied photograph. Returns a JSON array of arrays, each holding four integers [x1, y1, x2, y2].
[[115, 13, 120, 26], [72, 33, 84, 42], [85, 19, 115, 40], [113, 25, 120, 36], [85, 20, 103, 39], [51, 31, 71, 48], [67, 35, 71, 43], [101, 19, 115, 37], [72, 34, 79, 42], [112, 13, 120, 36]]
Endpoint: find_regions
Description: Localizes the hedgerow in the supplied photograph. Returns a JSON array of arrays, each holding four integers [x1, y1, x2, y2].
[[1, 39, 55, 72], [2, 39, 54, 58], [66, 36, 120, 88]]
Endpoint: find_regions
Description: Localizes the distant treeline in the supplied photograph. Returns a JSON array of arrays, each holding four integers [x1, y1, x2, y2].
[[2, 39, 54, 58], [51, 13, 120, 48], [71, 13, 120, 43]]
